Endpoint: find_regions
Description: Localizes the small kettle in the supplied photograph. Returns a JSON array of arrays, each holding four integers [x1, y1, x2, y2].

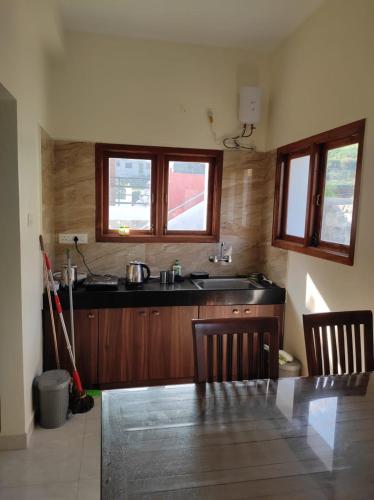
[[126, 261, 150, 285]]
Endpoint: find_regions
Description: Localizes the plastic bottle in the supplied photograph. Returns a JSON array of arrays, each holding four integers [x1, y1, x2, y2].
[[172, 259, 182, 277]]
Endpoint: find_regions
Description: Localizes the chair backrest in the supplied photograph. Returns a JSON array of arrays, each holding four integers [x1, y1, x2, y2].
[[303, 310, 374, 376], [192, 317, 279, 382]]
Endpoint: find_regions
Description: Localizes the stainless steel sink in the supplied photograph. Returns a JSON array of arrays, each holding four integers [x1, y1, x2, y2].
[[192, 278, 259, 290]]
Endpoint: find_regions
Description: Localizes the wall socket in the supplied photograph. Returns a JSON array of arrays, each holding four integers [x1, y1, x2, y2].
[[58, 233, 88, 244]]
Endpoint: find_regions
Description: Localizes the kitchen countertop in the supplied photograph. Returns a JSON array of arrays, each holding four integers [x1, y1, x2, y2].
[[43, 277, 286, 310]]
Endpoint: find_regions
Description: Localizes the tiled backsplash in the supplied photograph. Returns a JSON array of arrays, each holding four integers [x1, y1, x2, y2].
[[41, 135, 287, 285]]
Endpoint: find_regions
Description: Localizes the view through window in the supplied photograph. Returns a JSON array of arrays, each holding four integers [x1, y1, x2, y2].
[[286, 155, 310, 238], [167, 161, 209, 231], [320, 143, 358, 245], [108, 158, 152, 230]]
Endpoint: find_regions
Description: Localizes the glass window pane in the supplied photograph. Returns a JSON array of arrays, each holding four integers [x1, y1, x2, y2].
[[321, 143, 358, 245], [167, 161, 209, 231], [108, 158, 152, 230], [286, 155, 310, 237]]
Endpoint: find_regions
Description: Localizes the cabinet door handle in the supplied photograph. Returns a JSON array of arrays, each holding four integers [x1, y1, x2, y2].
[[244, 308, 251, 314], [138, 311, 147, 317], [152, 310, 160, 316], [232, 309, 240, 315], [88, 313, 95, 319]]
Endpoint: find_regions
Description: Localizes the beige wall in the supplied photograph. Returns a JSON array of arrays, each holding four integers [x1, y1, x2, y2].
[[50, 141, 287, 282], [266, 0, 374, 372], [41, 129, 56, 263], [48, 32, 268, 151], [0, 0, 61, 446]]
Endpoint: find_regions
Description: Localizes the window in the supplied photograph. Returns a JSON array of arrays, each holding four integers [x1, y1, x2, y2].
[[109, 158, 152, 230], [96, 144, 223, 242], [272, 120, 365, 265]]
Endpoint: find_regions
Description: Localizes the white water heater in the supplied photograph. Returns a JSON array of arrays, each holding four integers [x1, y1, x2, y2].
[[239, 86, 261, 125]]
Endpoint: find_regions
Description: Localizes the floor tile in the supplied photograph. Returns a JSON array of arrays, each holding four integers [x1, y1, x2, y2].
[[85, 399, 101, 420], [77, 478, 100, 500], [0, 397, 101, 493], [0, 481, 78, 500], [0, 449, 82, 488], [82, 430, 100, 458], [84, 416, 101, 436], [79, 455, 100, 480], [30, 417, 85, 452]]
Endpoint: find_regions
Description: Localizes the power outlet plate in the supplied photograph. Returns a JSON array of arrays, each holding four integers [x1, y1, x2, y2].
[[58, 233, 88, 244]]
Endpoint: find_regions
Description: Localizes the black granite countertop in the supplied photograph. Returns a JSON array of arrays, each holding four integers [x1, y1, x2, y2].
[[43, 277, 286, 310]]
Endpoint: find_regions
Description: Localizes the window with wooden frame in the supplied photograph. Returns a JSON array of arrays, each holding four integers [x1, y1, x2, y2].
[[96, 144, 223, 243], [272, 120, 365, 265]]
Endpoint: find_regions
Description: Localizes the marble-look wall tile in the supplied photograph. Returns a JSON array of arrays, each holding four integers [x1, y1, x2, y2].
[[51, 141, 287, 284], [41, 128, 55, 262]]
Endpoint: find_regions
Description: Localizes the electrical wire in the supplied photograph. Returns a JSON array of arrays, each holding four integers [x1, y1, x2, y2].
[[223, 124, 255, 150], [74, 239, 99, 277]]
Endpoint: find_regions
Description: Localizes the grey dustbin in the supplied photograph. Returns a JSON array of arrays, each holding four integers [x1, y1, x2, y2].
[[279, 359, 301, 378], [36, 369, 70, 428]]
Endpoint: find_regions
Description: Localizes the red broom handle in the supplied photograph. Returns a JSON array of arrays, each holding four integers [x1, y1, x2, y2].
[[39, 235, 84, 394]]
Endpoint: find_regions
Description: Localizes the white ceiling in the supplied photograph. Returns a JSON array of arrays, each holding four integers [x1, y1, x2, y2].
[[57, 0, 325, 51]]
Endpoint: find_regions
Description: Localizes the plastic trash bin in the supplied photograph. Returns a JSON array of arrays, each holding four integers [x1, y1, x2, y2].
[[36, 369, 70, 428], [279, 359, 301, 378]]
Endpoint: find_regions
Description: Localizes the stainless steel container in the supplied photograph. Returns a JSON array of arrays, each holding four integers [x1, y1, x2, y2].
[[167, 270, 175, 284], [125, 261, 150, 285], [60, 265, 77, 288]]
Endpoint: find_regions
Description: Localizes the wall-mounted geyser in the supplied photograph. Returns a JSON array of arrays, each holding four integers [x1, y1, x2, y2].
[[208, 86, 262, 150]]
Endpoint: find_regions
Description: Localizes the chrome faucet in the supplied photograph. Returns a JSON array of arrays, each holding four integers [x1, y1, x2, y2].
[[209, 242, 232, 263]]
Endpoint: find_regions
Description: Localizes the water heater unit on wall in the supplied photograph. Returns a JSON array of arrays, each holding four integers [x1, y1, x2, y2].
[[239, 86, 261, 125]]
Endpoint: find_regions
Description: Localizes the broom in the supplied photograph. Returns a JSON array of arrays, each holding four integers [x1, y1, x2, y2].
[[43, 262, 60, 368], [40, 235, 94, 414]]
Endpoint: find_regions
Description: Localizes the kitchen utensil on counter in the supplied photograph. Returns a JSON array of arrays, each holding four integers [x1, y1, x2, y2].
[[190, 272, 209, 279], [160, 271, 168, 284], [167, 270, 175, 284], [53, 267, 86, 289], [126, 261, 150, 288], [248, 272, 273, 285], [83, 275, 119, 290], [63, 264, 77, 288]]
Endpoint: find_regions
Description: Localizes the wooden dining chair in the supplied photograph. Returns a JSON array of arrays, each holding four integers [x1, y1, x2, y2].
[[192, 317, 279, 382], [303, 310, 374, 376]]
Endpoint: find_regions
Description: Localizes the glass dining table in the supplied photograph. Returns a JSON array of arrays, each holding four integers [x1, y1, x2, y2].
[[101, 373, 374, 499]]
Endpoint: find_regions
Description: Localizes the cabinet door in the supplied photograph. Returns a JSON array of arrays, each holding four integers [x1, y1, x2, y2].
[[43, 309, 99, 388], [198, 305, 243, 319], [148, 306, 199, 380], [98, 308, 148, 384], [255, 304, 284, 345]]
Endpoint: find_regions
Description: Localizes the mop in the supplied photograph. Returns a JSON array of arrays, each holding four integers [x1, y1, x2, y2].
[[66, 249, 75, 361], [40, 235, 94, 414], [43, 261, 60, 368]]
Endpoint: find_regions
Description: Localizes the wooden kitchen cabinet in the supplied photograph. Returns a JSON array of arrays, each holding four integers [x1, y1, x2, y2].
[[98, 308, 148, 385], [199, 305, 249, 319], [148, 306, 199, 380], [198, 304, 284, 345], [98, 306, 198, 385], [43, 309, 99, 388], [43, 302, 285, 389]]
